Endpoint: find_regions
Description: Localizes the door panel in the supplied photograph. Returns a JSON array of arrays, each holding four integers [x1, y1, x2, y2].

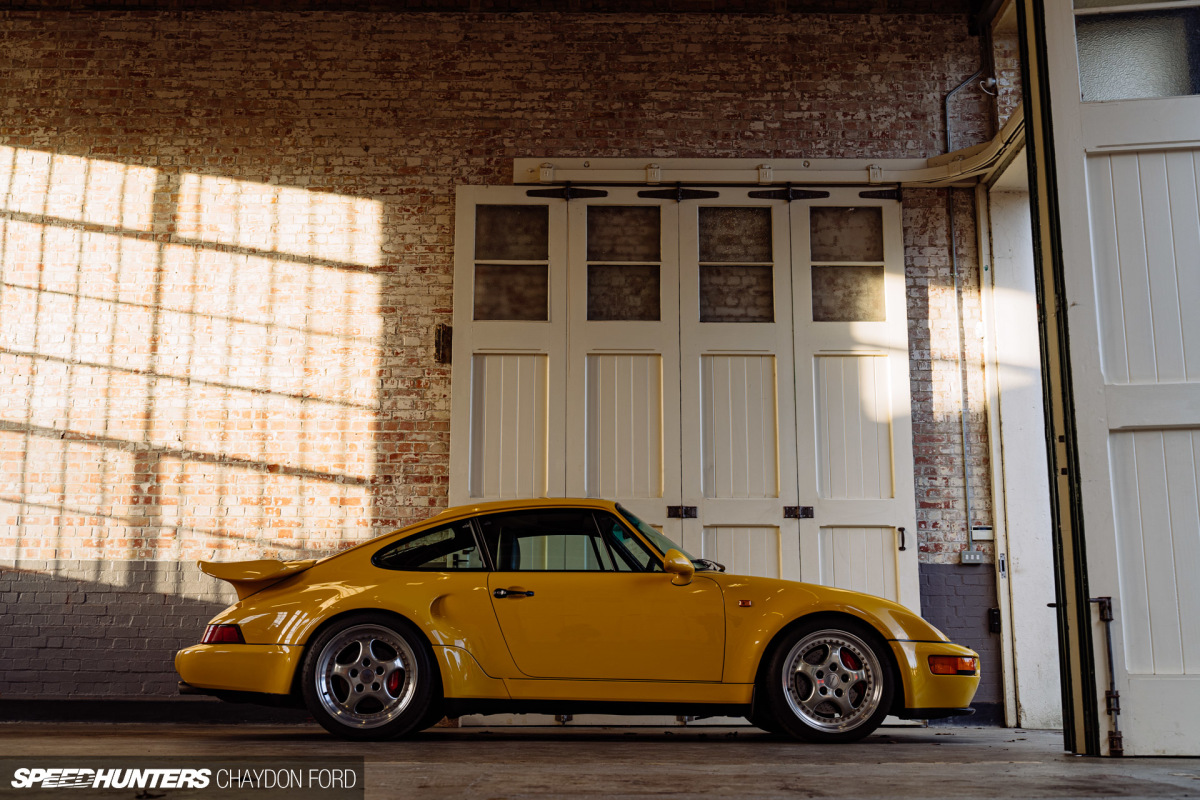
[[791, 190, 918, 610], [451, 190, 567, 504], [488, 572, 725, 681], [1108, 429, 1200, 676], [469, 354, 550, 499], [815, 355, 894, 500], [566, 192, 681, 539], [700, 355, 780, 499], [585, 353, 664, 499], [807, 526, 900, 603], [1088, 152, 1200, 385], [680, 195, 801, 559], [680, 525, 800, 582]]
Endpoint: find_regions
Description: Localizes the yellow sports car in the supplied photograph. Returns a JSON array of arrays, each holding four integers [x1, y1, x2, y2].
[[176, 499, 979, 742]]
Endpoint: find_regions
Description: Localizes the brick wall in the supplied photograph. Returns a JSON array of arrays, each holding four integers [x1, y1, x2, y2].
[[0, 561, 233, 697], [992, 28, 1023, 128], [905, 187, 994, 562], [0, 10, 998, 701]]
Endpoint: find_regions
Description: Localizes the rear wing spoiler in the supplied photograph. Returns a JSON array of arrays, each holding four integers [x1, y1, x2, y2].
[[198, 559, 316, 600]]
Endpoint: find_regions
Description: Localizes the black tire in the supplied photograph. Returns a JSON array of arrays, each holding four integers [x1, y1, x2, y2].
[[746, 708, 788, 736], [301, 612, 438, 741], [760, 618, 894, 743], [414, 705, 448, 732]]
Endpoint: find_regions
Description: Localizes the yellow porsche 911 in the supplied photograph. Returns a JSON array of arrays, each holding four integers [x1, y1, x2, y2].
[[176, 499, 979, 742]]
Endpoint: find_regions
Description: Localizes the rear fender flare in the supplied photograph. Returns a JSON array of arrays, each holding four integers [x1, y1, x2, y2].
[[289, 608, 443, 700]]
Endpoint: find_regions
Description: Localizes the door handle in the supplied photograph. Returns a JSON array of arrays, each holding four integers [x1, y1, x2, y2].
[[494, 588, 535, 598]]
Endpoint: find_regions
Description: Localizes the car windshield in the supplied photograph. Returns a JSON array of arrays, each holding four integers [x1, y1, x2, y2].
[[615, 504, 702, 565]]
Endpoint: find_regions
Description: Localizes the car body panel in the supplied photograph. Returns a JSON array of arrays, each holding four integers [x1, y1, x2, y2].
[[176, 498, 980, 717], [487, 571, 725, 681], [205, 569, 523, 679], [434, 645, 510, 698], [711, 574, 950, 685], [198, 559, 318, 600], [175, 644, 301, 694], [891, 640, 981, 710], [502, 678, 753, 705]]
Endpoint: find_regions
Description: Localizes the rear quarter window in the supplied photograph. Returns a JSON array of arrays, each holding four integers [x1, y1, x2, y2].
[[372, 520, 487, 570]]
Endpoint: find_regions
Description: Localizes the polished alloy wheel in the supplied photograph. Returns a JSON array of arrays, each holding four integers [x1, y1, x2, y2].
[[781, 629, 883, 733], [314, 623, 418, 729]]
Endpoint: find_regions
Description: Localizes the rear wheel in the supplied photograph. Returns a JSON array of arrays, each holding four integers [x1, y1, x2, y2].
[[761, 619, 894, 743], [301, 613, 436, 740]]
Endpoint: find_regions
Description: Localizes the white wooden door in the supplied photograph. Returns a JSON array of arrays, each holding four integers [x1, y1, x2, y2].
[[677, 196, 803, 580], [791, 190, 918, 609], [1039, 0, 1200, 755], [450, 188, 567, 505], [564, 193, 682, 540], [452, 186, 917, 607]]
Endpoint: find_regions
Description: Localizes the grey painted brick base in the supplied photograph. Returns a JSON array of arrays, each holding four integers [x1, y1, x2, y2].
[[0, 560, 235, 698], [919, 561, 1002, 723]]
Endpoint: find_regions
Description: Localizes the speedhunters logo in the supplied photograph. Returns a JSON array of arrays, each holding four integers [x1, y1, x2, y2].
[[2, 759, 364, 797], [11, 768, 211, 789]]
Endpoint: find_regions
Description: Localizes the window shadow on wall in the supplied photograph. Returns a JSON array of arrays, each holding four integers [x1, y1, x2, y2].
[[0, 146, 390, 596]]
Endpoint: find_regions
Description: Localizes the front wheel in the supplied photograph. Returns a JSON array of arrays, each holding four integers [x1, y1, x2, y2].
[[301, 613, 437, 740], [760, 619, 894, 743]]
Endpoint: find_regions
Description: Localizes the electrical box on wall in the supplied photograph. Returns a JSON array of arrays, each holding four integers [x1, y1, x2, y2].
[[961, 550, 986, 565]]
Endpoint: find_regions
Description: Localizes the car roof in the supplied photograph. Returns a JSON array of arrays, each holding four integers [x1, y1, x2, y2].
[[320, 498, 627, 562], [425, 497, 622, 523]]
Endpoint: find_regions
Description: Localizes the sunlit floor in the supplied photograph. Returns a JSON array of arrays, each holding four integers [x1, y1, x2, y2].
[[2, 722, 1198, 799]]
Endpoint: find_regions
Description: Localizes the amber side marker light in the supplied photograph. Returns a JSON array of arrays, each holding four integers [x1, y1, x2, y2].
[[928, 655, 977, 676], [201, 624, 246, 645]]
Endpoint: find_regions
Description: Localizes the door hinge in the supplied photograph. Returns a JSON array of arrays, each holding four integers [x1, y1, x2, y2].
[[783, 506, 814, 519], [988, 607, 1002, 634], [1105, 689, 1121, 716], [747, 184, 830, 202], [667, 506, 698, 519], [859, 188, 902, 201], [638, 185, 720, 202], [525, 184, 609, 201], [1108, 730, 1124, 757]]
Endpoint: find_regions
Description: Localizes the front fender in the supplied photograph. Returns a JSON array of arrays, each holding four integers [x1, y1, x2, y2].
[[716, 576, 948, 685]]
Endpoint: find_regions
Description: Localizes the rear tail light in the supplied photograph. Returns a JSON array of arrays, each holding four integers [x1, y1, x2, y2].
[[929, 655, 978, 675], [201, 624, 245, 644]]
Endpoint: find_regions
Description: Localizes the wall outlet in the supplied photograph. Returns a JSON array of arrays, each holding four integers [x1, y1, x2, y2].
[[961, 550, 986, 565]]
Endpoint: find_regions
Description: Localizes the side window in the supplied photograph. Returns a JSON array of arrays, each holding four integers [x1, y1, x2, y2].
[[372, 521, 486, 571], [479, 509, 625, 571], [594, 512, 663, 572]]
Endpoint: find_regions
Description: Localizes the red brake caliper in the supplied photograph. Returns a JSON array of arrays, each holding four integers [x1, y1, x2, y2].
[[386, 670, 402, 695], [840, 648, 862, 670]]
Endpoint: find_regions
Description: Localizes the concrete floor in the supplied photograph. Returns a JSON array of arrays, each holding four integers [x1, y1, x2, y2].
[[2, 722, 1199, 799]]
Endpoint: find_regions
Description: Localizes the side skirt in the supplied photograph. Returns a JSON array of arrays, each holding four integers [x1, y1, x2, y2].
[[444, 699, 753, 719]]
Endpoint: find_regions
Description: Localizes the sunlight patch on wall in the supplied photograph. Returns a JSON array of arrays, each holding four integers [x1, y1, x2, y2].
[[0, 148, 385, 563], [177, 173, 383, 269], [0, 146, 157, 231]]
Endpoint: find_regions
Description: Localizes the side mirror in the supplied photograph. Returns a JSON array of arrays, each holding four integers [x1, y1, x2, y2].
[[662, 549, 695, 586]]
